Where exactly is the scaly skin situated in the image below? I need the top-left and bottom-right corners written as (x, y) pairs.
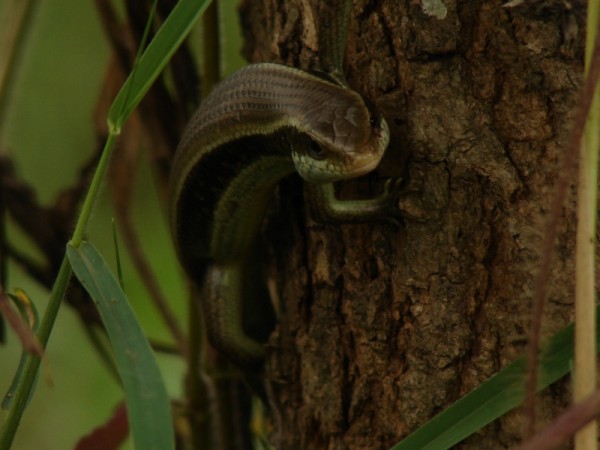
top-left (170, 2), bottom-right (396, 368)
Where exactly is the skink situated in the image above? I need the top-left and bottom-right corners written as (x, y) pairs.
top-left (169, 62), bottom-right (395, 367)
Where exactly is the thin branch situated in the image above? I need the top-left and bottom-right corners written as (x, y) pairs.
top-left (519, 387), bottom-right (600, 450)
top-left (523, 29), bottom-right (600, 437)
top-left (4, 242), bottom-right (49, 286)
top-left (0, 0), bottom-right (40, 130)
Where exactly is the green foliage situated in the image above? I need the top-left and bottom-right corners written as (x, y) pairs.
top-left (1, 0), bottom-right (598, 448)
top-left (108, 0), bottom-right (212, 129)
top-left (67, 242), bottom-right (174, 450)
top-left (1, 0), bottom-right (212, 447)
top-left (392, 308), bottom-right (595, 449)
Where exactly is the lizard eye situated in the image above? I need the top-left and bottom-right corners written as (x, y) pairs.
top-left (308, 140), bottom-right (326, 160)
top-left (369, 115), bottom-right (379, 129)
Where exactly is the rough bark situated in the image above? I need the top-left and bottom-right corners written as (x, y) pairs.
top-left (239, 1), bottom-right (586, 448)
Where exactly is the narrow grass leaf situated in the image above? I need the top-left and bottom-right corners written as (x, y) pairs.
top-left (391, 308), bottom-right (598, 450)
top-left (108, 0), bottom-right (211, 128)
top-left (67, 242), bottom-right (174, 450)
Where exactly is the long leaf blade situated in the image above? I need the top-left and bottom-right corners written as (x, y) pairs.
top-left (391, 309), bottom-right (590, 450)
top-left (67, 242), bottom-right (174, 450)
top-left (108, 0), bottom-right (211, 128)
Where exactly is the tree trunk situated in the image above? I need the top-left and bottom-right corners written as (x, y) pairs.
top-left (239, 1), bottom-right (586, 448)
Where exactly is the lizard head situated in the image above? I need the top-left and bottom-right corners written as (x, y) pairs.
top-left (290, 84), bottom-right (390, 184)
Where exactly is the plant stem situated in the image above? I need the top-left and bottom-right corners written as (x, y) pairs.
top-left (574, 2), bottom-right (600, 448)
top-left (523, 22), bottom-right (600, 439)
top-left (0, 129), bottom-right (119, 447)
top-left (0, 257), bottom-right (71, 449)
top-left (71, 132), bottom-right (117, 247)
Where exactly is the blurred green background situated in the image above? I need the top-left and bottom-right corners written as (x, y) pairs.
top-left (0, 0), bottom-right (243, 448)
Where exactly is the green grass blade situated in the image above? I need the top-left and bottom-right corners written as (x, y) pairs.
top-left (108, 0), bottom-right (211, 129)
top-left (391, 309), bottom-right (593, 450)
top-left (67, 242), bottom-right (174, 450)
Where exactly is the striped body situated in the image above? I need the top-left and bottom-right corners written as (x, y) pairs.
top-left (169, 63), bottom-right (389, 365)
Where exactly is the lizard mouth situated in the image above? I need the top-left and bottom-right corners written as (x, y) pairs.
top-left (345, 156), bottom-right (381, 178)
top-left (344, 119), bottom-right (389, 178)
